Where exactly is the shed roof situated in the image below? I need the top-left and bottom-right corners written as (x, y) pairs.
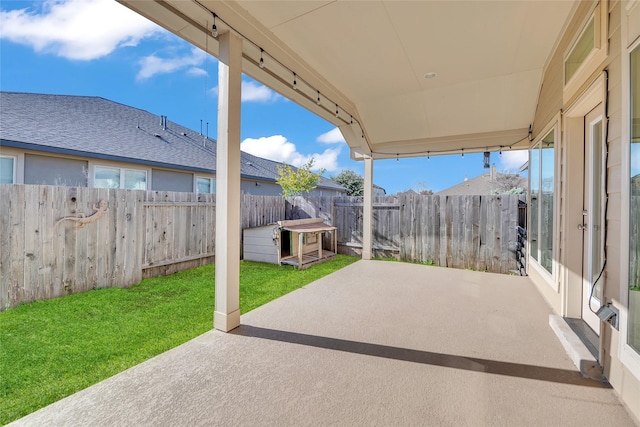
top-left (281, 222), bottom-right (337, 233)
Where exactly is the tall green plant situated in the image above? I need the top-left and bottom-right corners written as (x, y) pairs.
top-left (331, 169), bottom-right (364, 196)
top-left (276, 158), bottom-right (325, 197)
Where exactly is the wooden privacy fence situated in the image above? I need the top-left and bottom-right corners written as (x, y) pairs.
top-left (1, 186), bottom-right (523, 309)
top-left (287, 194), bottom-right (524, 274)
top-left (0, 185), bottom-right (284, 309)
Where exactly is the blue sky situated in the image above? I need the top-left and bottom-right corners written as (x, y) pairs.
top-left (0, 0), bottom-right (528, 194)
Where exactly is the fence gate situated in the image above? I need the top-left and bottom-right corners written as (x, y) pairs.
top-left (332, 196), bottom-right (401, 257)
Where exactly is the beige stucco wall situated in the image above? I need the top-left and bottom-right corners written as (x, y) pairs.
top-left (529, 0), bottom-right (640, 421)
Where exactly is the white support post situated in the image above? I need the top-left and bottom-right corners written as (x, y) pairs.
top-left (214, 31), bottom-right (243, 332)
top-left (362, 156), bottom-right (374, 260)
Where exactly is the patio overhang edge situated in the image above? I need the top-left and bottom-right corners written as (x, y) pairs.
top-left (351, 127), bottom-right (531, 161)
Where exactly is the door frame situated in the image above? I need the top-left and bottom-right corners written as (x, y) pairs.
top-left (561, 72), bottom-right (607, 320)
top-left (582, 106), bottom-right (606, 333)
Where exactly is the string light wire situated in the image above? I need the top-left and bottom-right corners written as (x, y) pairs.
top-left (369, 135), bottom-right (529, 158)
top-left (192, 0), bottom-right (367, 148)
top-left (192, 0), bottom-right (530, 160)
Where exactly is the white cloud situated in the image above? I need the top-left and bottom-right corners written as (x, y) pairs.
top-left (242, 81), bottom-right (281, 103)
top-left (241, 135), bottom-right (341, 172)
top-left (311, 148), bottom-right (341, 171)
top-left (137, 47), bottom-right (209, 80)
top-left (186, 67), bottom-right (208, 77)
top-left (0, 0), bottom-right (161, 60)
top-left (209, 80), bottom-right (282, 103)
top-left (499, 150), bottom-right (528, 171)
top-left (317, 128), bottom-right (346, 144)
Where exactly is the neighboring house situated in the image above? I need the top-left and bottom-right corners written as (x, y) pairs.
top-left (0, 92), bottom-right (345, 197)
top-left (436, 164), bottom-right (527, 196)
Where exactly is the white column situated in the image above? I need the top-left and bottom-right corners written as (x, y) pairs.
top-left (362, 156), bottom-right (374, 260)
top-left (214, 31), bottom-right (242, 332)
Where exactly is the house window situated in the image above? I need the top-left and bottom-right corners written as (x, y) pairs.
top-left (530, 130), bottom-right (555, 274)
top-left (565, 16), bottom-right (595, 85)
top-left (563, 2), bottom-right (608, 102)
top-left (196, 177), bottom-right (216, 194)
top-left (0, 155), bottom-right (16, 184)
top-left (628, 44), bottom-right (640, 354)
top-left (24, 154), bottom-right (87, 187)
top-left (94, 166), bottom-right (147, 190)
top-left (530, 143), bottom-right (540, 263)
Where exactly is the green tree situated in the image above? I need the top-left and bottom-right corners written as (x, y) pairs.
top-left (331, 169), bottom-right (364, 196)
top-left (276, 158), bottom-right (326, 197)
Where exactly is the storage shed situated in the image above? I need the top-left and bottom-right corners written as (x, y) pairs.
top-left (243, 218), bottom-right (337, 269)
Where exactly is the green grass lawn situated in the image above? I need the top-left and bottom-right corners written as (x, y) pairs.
top-left (0, 255), bottom-right (358, 425)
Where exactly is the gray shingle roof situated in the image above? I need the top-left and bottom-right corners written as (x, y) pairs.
top-left (435, 168), bottom-right (527, 196)
top-left (0, 91), bottom-right (344, 191)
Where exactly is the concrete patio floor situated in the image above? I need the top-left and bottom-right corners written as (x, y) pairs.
top-left (11, 260), bottom-right (637, 426)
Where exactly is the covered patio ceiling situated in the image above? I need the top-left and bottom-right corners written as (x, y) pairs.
top-left (118, 0), bottom-right (578, 159)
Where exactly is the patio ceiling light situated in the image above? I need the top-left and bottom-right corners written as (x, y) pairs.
top-left (424, 72), bottom-right (437, 79)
